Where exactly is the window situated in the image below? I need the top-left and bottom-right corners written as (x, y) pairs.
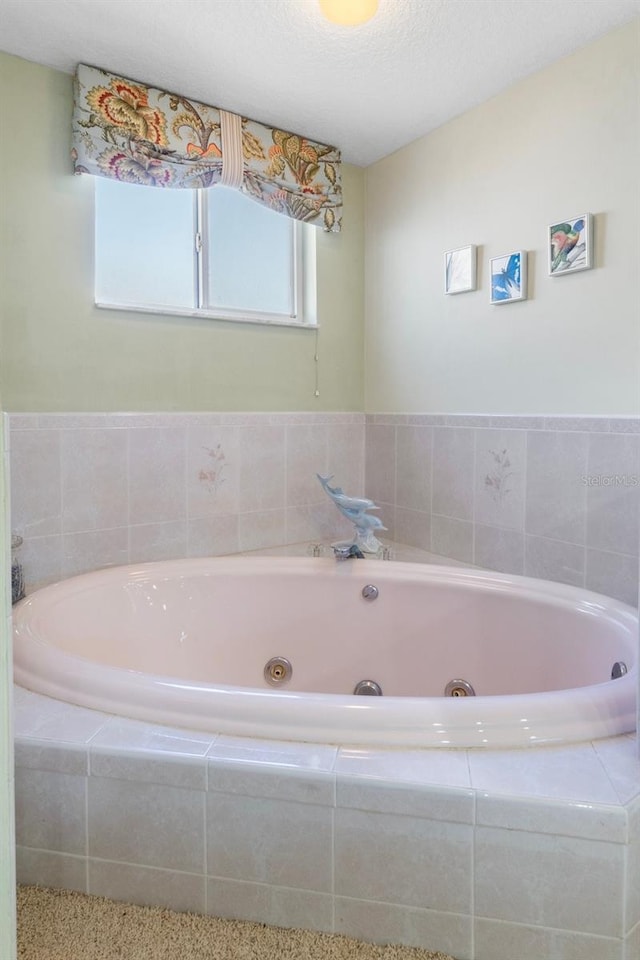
top-left (94, 179), bottom-right (317, 327)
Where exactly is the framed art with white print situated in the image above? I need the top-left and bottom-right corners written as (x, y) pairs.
top-left (444, 245), bottom-right (477, 294)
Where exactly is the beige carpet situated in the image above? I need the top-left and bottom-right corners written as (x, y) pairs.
top-left (18, 886), bottom-right (457, 960)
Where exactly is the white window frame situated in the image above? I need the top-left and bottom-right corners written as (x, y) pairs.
top-left (95, 184), bottom-right (317, 329)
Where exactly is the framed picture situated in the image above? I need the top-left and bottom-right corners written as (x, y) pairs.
top-left (444, 245), bottom-right (477, 294)
top-left (548, 214), bottom-right (593, 276)
top-left (490, 251), bottom-right (527, 304)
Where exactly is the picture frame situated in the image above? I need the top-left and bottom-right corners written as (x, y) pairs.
top-left (490, 250), bottom-right (527, 304)
top-left (548, 214), bottom-right (593, 276)
top-left (444, 244), bottom-right (477, 294)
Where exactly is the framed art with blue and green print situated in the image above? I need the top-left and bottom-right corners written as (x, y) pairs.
top-left (548, 214), bottom-right (593, 276)
top-left (490, 250), bottom-right (527, 304)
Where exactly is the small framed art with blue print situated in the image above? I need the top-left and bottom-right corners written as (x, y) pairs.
top-left (490, 250), bottom-right (527, 304)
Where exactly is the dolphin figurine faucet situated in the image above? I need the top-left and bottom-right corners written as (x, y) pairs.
top-left (317, 474), bottom-right (386, 555)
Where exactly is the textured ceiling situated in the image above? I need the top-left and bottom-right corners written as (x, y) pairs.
top-left (1, 0), bottom-right (638, 165)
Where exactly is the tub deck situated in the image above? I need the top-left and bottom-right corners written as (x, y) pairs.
top-left (12, 541), bottom-right (640, 958)
top-left (13, 682), bottom-right (640, 960)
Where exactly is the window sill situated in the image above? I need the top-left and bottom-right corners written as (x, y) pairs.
top-left (95, 302), bottom-right (318, 330)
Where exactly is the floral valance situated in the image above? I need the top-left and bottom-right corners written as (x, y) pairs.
top-left (72, 63), bottom-right (342, 232)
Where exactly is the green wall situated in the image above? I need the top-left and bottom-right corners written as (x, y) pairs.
top-left (0, 53), bottom-right (365, 412)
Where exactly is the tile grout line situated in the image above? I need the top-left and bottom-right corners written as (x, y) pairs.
top-left (202, 775), bottom-right (208, 913)
top-left (470, 778), bottom-right (476, 960)
top-left (428, 425), bottom-right (434, 553)
top-left (126, 427), bottom-right (132, 564)
top-left (183, 425), bottom-right (189, 559)
top-left (84, 763), bottom-right (90, 894)
top-left (283, 425), bottom-right (290, 545)
top-left (471, 428), bottom-right (477, 568)
top-left (582, 434), bottom-right (590, 590)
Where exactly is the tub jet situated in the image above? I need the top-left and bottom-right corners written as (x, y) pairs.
top-left (445, 679), bottom-right (476, 697)
top-left (353, 680), bottom-right (383, 696)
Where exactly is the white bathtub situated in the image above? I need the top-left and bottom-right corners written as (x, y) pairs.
top-left (12, 556), bottom-right (638, 748)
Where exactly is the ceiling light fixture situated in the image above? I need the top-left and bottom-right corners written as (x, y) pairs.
top-left (319, 0), bottom-right (378, 26)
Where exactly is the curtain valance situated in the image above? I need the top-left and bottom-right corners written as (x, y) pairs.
top-left (72, 64), bottom-right (342, 232)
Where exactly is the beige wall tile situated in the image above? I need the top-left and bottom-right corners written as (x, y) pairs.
top-left (396, 425), bottom-right (432, 512)
top-left (525, 432), bottom-right (588, 544)
top-left (61, 429), bottom-right (128, 533)
top-left (475, 826), bottom-right (625, 937)
top-left (238, 425), bottom-right (285, 513)
top-left (335, 808), bottom-right (472, 914)
top-left (89, 860), bottom-right (205, 914)
top-left (10, 429), bottom-right (61, 537)
top-left (206, 794), bottom-right (332, 891)
top-left (129, 427), bottom-right (186, 525)
top-left (432, 428), bottom-right (474, 522)
top-left (88, 778), bottom-right (205, 873)
top-left (286, 424), bottom-right (329, 507)
top-left (206, 877), bottom-right (333, 933)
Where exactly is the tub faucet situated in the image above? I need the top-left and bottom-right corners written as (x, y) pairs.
top-left (317, 474), bottom-right (387, 555)
top-left (332, 543), bottom-right (365, 560)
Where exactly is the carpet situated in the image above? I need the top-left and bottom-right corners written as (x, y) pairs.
top-left (17, 885), bottom-right (457, 960)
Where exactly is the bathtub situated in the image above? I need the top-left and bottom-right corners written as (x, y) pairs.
top-left (12, 555), bottom-right (637, 748)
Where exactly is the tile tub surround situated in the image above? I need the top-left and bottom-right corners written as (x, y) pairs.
top-left (366, 414), bottom-right (640, 606)
top-left (6, 412), bottom-right (365, 593)
top-left (13, 686), bottom-right (640, 960)
top-left (8, 412), bottom-right (639, 605)
top-left (8, 411), bottom-right (640, 604)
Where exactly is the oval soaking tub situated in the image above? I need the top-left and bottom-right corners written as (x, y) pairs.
top-left (12, 556), bottom-right (638, 748)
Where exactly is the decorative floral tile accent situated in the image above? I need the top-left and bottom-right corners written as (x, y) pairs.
top-left (198, 444), bottom-right (227, 495)
top-left (484, 449), bottom-right (513, 504)
top-left (474, 431), bottom-right (525, 532)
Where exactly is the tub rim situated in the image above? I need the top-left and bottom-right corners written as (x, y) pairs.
top-left (12, 556), bottom-right (638, 749)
